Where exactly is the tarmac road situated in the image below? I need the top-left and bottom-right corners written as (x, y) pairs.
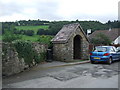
top-left (2, 61), bottom-right (120, 88)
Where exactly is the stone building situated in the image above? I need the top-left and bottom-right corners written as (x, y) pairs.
top-left (51, 23), bottom-right (89, 61)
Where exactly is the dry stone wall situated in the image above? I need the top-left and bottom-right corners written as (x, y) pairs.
top-left (2, 42), bottom-right (48, 77)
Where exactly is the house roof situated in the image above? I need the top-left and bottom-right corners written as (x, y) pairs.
top-left (89, 28), bottom-right (120, 41)
top-left (51, 23), bottom-right (89, 43)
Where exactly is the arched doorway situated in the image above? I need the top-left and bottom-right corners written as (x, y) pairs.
top-left (73, 35), bottom-right (81, 59)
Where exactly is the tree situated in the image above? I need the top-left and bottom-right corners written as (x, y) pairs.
top-left (24, 30), bottom-right (34, 36)
top-left (3, 32), bottom-right (21, 42)
top-left (90, 33), bottom-right (112, 45)
top-left (37, 29), bottom-right (45, 35)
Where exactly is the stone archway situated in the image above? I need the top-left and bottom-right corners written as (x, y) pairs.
top-left (73, 35), bottom-right (81, 59)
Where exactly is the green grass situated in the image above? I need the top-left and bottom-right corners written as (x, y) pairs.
top-left (21, 35), bottom-right (39, 42)
top-left (37, 35), bottom-right (54, 44)
top-left (15, 25), bottom-right (49, 34)
top-left (20, 35), bottom-right (54, 43)
top-left (2, 32), bottom-right (53, 43)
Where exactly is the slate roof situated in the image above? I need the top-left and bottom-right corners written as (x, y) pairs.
top-left (51, 23), bottom-right (89, 43)
top-left (89, 28), bottom-right (120, 41)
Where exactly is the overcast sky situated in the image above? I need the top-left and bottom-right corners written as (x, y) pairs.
top-left (0, 0), bottom-right (119, 23)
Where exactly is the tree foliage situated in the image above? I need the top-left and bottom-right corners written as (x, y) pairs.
top-left (37, 35), bottom-right (53, 46)
top-left (90, 33), bottom-right (112, 45)
top-left (2, 20), bottom-right (120, 36)
top-left (24, 30), bottom-right (34, 36)
top-left (37, 29), bottom-right (46, 35)
top-left (3, 32), bottom-right (21, 42)
top-left (14, 30), bottom-right (34, 36)
top-left (13, 40), bottom-right (43, 64)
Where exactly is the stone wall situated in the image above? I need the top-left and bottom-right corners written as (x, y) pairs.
top-left (53, 44), bottom-right (69, 61)
top-left (32, 43), bottom-right (48, 54)
top-left (2, 42), bottom-right (48, 77)
top-left (81, 40), bottom-right (89, 59)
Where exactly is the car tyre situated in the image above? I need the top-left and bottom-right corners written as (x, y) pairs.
top-left (107, 57), bottom-right (112, 65)
top-left (91, 60), bottom-right (95, 64)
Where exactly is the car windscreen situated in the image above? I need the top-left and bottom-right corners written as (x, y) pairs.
top-left (94, 47), bottom-right (107, 52)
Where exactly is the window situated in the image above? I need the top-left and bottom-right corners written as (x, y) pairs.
top-left (112, 47), bottom-right (117, 52)
top-left (110, 47), bottom-right (115, 52)
top-left (94, 47), bottom-right (107, 52)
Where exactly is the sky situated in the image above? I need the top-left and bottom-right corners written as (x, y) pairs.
top-left (0, 0), bottom-right (119, 23)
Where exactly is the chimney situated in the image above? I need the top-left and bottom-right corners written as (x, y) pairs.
top-left (87, 29), bottom-right (91, 37)
top-left (109, 28), bottom-right (111, 31)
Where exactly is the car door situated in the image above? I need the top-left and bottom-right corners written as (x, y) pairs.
top-left (113, 47), bottom-right (120, 60)
top-left (116, 47), bottom-right (120, 60)
top-left (110, 47), bottom-right (118, 60)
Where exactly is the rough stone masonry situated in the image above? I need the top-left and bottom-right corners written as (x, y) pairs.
top-left (2, 42), bottom-right (48, 76)
top-left (51, 23), bottom-right (89, 61)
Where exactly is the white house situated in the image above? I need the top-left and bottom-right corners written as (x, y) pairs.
top-left (113, 36), bottom-right (120, 44)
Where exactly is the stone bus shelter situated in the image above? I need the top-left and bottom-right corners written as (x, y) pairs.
top-left (51, 23), bottom-right (89, 61)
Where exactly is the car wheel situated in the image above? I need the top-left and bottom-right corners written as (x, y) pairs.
top-left (91, 60), bottom-right (95, 64)
top-left (107, 57), bottom-right (112, 65)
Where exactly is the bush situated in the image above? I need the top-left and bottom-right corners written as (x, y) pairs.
top-left (13, 41), bottom-right (34, 64)
top-left (34, 52), bottom-right (46, 63)
top-left (37, 29), bottom-right (45, 35)
top-left (14, 30), bottom-right (21, 34)
top-left (3, 32), bottom-right (21, 42)
top-left (13, 40), bottom-right (46, 64)
top-left (37, 35), bottom-right (53, 46)
top-left (14, 30), bottom-right (34, 36)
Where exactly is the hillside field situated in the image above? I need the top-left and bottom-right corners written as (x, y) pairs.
top-left (20, 35), bottom-right (53, 44)
top-left (15, 25), bottom-right (49, 34)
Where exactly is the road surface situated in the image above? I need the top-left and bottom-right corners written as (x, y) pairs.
top-left (3, 61), bottom-right (120, 88)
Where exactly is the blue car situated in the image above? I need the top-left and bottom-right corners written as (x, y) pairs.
top-left (90, 46), bottom-right (120, 64)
